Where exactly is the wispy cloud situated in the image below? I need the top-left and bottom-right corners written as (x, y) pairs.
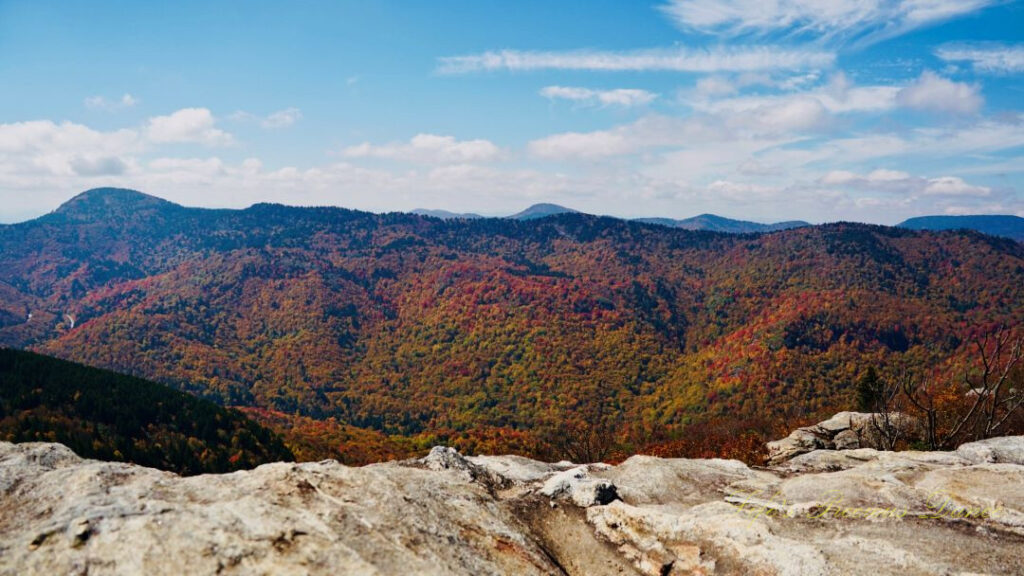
top-left (690, 73), bottom-right (900, 116)
top-left (438, 47), bottom-right (835, 74)
top-left (84, 93), bottom-right (138, 111)
top-left (540, 86), bottom-right (657, 107)
top-left (936, 43), bottom-right (1024, 73)
top-left (660, 0), bottom-right (996, 45)
top-left (820, 169), bottom-right (991, 197)
top-left (342, 134), bottom-right (501, 164)
top-left (229, 108), bottom-right (303, 129)
top-left (690, 71), bottom-right (981, 118)
top-left (261, 108), bottom-right (302, 129)
top-left (530, 73), bottom-right (922, 160)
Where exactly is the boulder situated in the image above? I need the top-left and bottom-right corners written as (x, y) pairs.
top-left (539, 465), bottom-right (620, 507)
top-left (420, 445), bottom-right (480, 479)
top-left (766, 411), bottom-right (923, 465)
top-left (955, 436), bottom-right (1024, 465)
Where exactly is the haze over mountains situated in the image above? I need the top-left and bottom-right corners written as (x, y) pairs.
top-left (897, 215), bottom-right (1024, 242)
top-left (418, 202), bottom-right (1023, 239)
top-left (413, 201), bottom-right (810, 232)
top-left (1, 188), bottom-right (1021, 460)
top-left (410, 208), bottom-right (484, 220)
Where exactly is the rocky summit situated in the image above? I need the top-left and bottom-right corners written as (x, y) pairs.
top-left (2, 438), bottom-right (1023, 576)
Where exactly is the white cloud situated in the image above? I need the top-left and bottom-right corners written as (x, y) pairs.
top-left (342, 134), bottom-right (501, 164)
top-left (737, 159), bottom-right (779, 176)
top-left (818, 169), bottom-right (990, 197)
top-left (84, 93), bottom-right (138, 111)
top-left (539, 75), bottom-right (925, 161)
top-left (694, 76), bottom-right (738, 97)
top-left (68, 156), bottom-right (129, 176)
top-left (146, 108), bottom-right (234, 146)
top-left (706, 179), bottom-right (779, 200)
top-left (540, 86), bottom-right (657, 107)
top-left (438, 46), bottom-right (835, 74)
top-left (776, 72), bottom-right (822, 91)
top-left (149, 157), bottom-right (226, 175)
top-left (261, 108), bottom-right (303, 129)
top-left (529, 130), bottom-right (635, 159)
top-left (691, 73), bottom-right (902, 119)
top-left (0, 120), bottom-right (140, 178)
top-left (688, 72), bottom-right (822, 100)
top-left (749, 97), bottom-right (830, 132)
top-left (821, 168), bottom-right (915, 187)
top-left (2, 101), bottom-right (1020, 225)
top-left (865, 168), bottom-right (911, 182)
top-left (0, 121), bottom-right (137, 155)
top-left (896, 71), bottom-right (983, 114)
top-left (819, 170), bottom-right (859, 185)
top-left (922, 176), bottom-right (991, 196)
top-left (0, 120), bottom-right (144, 219)
top-left (936, 43), bottom-right (1024, 74)
top-left (529, 95), bottom-right (831, 161)
top-left (660, 0), bottom-right (995, 45)
top-left (705, 72), bottom-right (983, 119)
top-left (232, 108), bottom-right (304, 129)
top-left (528, 115), bottom-right (746, 160)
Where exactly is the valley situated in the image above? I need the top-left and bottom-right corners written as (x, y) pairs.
top-left (1, 188), bottom-right (1020, 462)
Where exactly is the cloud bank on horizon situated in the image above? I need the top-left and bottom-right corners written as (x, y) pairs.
top-left (0, 0), bottom-right (1020, 224)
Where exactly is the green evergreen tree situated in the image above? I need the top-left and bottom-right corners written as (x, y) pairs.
top-left (856, 367), bottom-right (884, 412)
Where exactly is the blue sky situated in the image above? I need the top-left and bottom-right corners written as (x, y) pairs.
top-left (0, 0), bottom-right (1021, 224)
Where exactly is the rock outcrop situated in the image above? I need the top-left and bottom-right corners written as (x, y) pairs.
top-left (2, 437), bottom-right (1024, 575)
top-left (766, 411), bottom-right (923, 465)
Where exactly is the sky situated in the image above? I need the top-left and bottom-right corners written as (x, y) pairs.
top-left (0, 0), bottom-right (1022, 224)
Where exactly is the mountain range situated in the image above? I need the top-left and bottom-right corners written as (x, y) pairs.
top-left (633, 214), bottom-right (810, 233)
top-left (0, 188), bottom-right (1020, 461)
top-left (413, 202), bottom-right (807, 232)
top-left (410, 208), bottom-right (484, 220)
top-left (415, 202), bottom-right (1023, 240)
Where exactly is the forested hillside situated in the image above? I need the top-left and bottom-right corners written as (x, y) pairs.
top-left (1, 188), bottom-right (1021, 461)
top-left (898, 214), bottom-right (1024, 242)
top-left (0, 348), bottom-right (293, 473)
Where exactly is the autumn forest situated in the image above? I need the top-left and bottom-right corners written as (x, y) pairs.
top-left (1, 188), bottom-right (1021, 465)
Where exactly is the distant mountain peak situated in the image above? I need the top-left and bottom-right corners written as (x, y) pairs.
top-left (508, 203), bottom-right (580, 220)
top-left (53, 188), bottom-right (178, 221)
top-left (411, 208), bottom-right (484, 220)
top-left (897, 215), bottom-right (1023, 242)
top-left (633, 214), bottom-right (810, 234)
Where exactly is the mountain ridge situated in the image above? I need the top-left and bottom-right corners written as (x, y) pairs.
top-left (9, 189), bottom-right (1019, 241)
top-left (898, 214), bottom-right (1024, 241)
top-left (1, 188), bottom-right (1020, 461)
top-left (411, 208), bottom-right (484, 220)
top-left (634, 213), bottom-right (810, 233)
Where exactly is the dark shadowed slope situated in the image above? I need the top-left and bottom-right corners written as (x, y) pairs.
top-left (0, 348), bottom-right (293, 474)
